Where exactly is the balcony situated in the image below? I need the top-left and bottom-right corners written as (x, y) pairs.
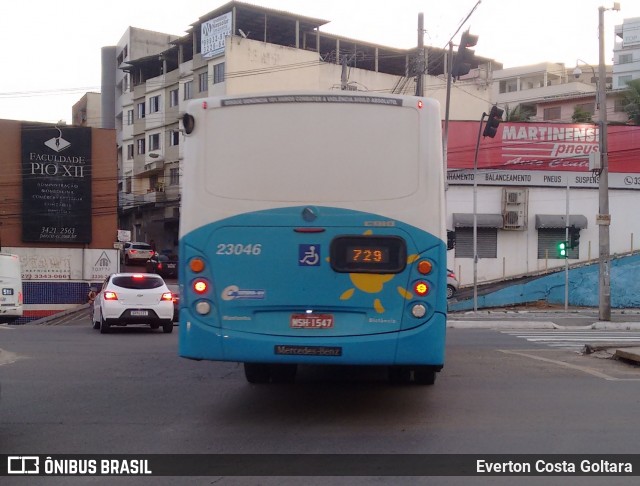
top-left (134, 155), bottom-right (164, 177)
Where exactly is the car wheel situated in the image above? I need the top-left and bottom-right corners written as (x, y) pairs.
top-left (162, 320), bottom-right (173, 333)
top-left (92, 315), bottom-right (100, 330)
top-left (99, 316), bottom-right (111, 334)
top-left (413, 366), bottom-right (436, 385)
top-left (447, 285), bottom-right (455, 299)
top-left (244, 363), bottom-right (270, 384)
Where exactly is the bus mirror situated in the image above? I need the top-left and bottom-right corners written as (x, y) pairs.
top-left (183, 113), bottom-right (195, 134)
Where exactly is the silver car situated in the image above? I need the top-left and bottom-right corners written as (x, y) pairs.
top-left (447, 268), bottom-right (459, 299)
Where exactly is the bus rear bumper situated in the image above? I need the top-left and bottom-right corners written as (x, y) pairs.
top-left (179, 314), bottom-right (446, 366)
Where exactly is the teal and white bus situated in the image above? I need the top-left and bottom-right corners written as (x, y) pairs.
top-left (178, 92), bottom-right (447, 385)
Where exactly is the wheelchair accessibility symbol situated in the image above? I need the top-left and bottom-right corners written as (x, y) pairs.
top-left (299, 244), bottom-right (320, 266)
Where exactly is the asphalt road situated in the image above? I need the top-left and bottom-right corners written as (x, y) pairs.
top-left (2, 322), bottom-right (640, 485)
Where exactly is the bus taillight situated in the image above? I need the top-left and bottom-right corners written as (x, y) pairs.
top-left (193, 279), bottom-right (208, 294)
top-left (413, 281), bottom-right (429, 296)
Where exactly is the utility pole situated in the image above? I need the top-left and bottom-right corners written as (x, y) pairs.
top-left (443, 42), bottom-right (453, 185)
top-left (415, 13), bottom-right (424, 97)
top-left (597, 3), bottom-right (620, 321)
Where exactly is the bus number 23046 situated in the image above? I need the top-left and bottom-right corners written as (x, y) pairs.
top-left (216, 243), bottom-right (262, 256)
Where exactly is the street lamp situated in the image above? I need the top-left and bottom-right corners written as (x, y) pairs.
top-left (596, 2), bottom-right (620, 321)
top-left (572, 59), bottom-right (598, 107)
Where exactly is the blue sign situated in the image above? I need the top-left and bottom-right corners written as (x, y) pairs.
top-left (298, 244), bottom-right (320, 266)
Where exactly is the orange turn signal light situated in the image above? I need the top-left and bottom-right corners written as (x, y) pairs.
top-left (417, 260), bottom-right (433, 275)
top-left (189, 258), bottom-right (205, 273)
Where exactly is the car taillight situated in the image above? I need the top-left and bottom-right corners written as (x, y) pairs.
top-left (130, 249), bottom-right (137, 254)
top-left (104, 291), bottom-right (118, 300)
top-left (157, 263), bottom-right (163, 270)
top-left (161, 292), bottom-right (173, 301)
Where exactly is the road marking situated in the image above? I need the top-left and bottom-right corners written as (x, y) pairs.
top-left (501, 329), bottom-right (640, 350)
top-left (499, 349), bottom-right (640, 381)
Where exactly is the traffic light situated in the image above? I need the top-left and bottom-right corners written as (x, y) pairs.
top-left (452, 30), bottom-right (478, 79)
top-left (569, 226), bottom-right (580, 249)
top-left (483, 105), bottom-right (504, 138)
top-left (557, 241), bottom-right (568, 259)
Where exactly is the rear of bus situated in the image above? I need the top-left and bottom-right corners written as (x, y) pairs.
top-left (0, 253), bottom-right (23, 324)
top-left (179, 93), bottom-right (446, 384)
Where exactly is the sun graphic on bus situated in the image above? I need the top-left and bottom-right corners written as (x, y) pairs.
top-left (337, 231), bottom-right (418, 314)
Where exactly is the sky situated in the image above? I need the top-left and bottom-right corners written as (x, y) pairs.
top-left (1, 0), bottom-right (638, 124)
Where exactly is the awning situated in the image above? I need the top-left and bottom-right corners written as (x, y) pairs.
top-left (452, 213), bottom-right (504, 229)
top-left (535, 214), bottom-right (588, 229)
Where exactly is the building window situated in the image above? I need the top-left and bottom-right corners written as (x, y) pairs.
top-left (543, 106), bottom-right (561, 121)
top-left (619, 75), bottom-right (632, 87)
top-left (149, 133), bottom-right (160, 151)
top-left (149, 175), bottom-right (159, 192)
top-left (137, 102), bottom-right (145, 119)
top-left (169, 130), bottom-right (179, 146)
top-left (537, 228), bottom-right (578, 259)
top-left (199, 72), bottom-right (208, 92)
top-left (137, 139), bottom-right (145, 155)
top-left (213, 63), bottom-right (225, 84)
top-left (184, 81), bottom-right (193, 100)
top-left (149, 95), bottom-right (160, 113)
top-left (127, 144), bottom-right (134, 160)
top-left (170, 89), bottom-right (179, 107)
top-left (620, 53), bottom-right (633, 64)
top-left (123, 74), bottom-right (130, 92)
top-left (126, 177), bottom-right (132, 193)
top-left (614, 97), bottom-right (627, 112)
top-left (575, 102), bottom-right (595, 115)
top-left (127, 109), bottom-right (134, 125)
top-left (169, 167), bottom-right (180, 186)
top-left (453, 228), bottom-right (498, 259)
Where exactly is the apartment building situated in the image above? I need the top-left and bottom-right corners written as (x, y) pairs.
top-left (614, 16), bottom-right (640, 89)
top-left (102, 1), bottom-right (498, 254)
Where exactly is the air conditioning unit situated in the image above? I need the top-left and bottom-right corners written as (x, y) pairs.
top-left (502, 188), bottom-right (528, 230)
top-left (505, 189), bottom-right (525, 204)
top-left (504, 210), bottom-right (526, 228)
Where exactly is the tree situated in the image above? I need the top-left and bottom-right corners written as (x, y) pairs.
top-left (504, 104), bottom-right (533, 122)
top-left (572, 105), bottom-right (593, 123)
top-left (622, 79), bottom-right (640, 125)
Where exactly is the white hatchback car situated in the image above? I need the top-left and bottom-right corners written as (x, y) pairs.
top-left (92, 273), bottom-right (174, 334)
top-left (123, 242), bottom-right (154, 265)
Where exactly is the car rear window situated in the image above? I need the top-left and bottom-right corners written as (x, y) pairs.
top-left (132, 244), bottom-right (152, 250)
top-left (112, 276), bottom-right (164, 289)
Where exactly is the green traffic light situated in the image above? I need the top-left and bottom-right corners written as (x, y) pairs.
top-left (557, 241), bottom-right (568, 258)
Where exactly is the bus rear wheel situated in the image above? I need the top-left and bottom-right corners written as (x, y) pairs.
top-left (270, 364), bottom-right (297, 383)
top-left (244, 363), bottom-right (270, 384)
top-left (413, 366), bottom-right (436, 385)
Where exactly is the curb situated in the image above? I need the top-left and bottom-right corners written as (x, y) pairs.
top-left (29, 304), bottom-right (87, 325)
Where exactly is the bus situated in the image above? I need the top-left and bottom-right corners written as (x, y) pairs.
top-left (0, 253), bottom-right (23, 324)
top-left (178, 92), bottom-right (447, 385)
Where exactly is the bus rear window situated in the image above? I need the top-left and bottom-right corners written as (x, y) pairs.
top-left (330, 235), bottom-right (407, 274)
